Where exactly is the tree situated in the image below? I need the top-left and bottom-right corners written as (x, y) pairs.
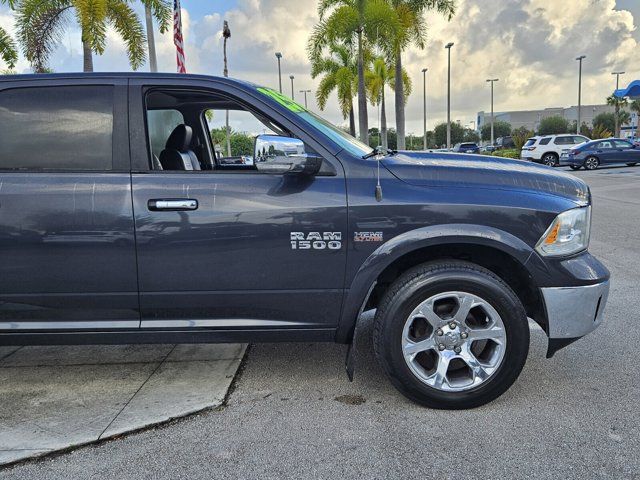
top-left (141, 0), bottom-right (171, 72)
top-left (210, 128), bottom-right (254, 157)
top-left (0, 0), bottom-right (18, 69)
top-left (462, 128), bottom-right (480, 143)
top-left (366, 56), bottom-right (410, 150)
top-left (537, 116), bottom-right (569, 135)
top-left (630, 99), bottom-right (640, 138)
top-left (480, 120), bottom-right (510, 141)
top-left (606, 94), bottom-right (628, 137)
top-left (593, 112), bottom-right (615, 136)
top-left (511, 126), bottom-right (534, 151)
top-left (386, 0), bottom-right (455, 149)
top-left (433, 121), bottom-right (463, 147)
top-left (309, 0), bottom-right (399, 144)
top-left (591, 124), bottom-right (612, 140)
top-left (17, 0), bottom-right (147, 73)
top-left (311, 41), bottom-right (359, 136)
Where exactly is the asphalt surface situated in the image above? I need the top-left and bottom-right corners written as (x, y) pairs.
top-left (2, 165), bottom-right (639, 480)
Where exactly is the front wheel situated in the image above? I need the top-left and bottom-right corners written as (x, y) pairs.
top-left (584, 156), bottom-right (599, 170)
top-left (373, 261), bottom-right (529, 409)
top-left (569, 165), bottom-right (582, 170)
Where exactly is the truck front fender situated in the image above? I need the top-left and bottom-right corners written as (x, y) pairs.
top-left (336, 223), bottom-right (535, 344)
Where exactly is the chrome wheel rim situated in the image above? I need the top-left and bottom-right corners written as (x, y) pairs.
top-left (401, 291), bottom-right (507, 392)
top-left (585, 157), bottom-right (598, 169)
top-left (543, 155), bottom-right (556, 166)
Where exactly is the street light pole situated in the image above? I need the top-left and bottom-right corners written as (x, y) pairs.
top-left (289, 75), bottom-right (295, 100)
top-left (486, 78), bottom-right (499, 146)
top-left (612, 71), bottom-right (625, 137)
top-left (445, 43), bottom-right (454, 149)
top-left (422, 68), bottom-right (428, 150)
top-left (275, 52), bottom-right (283, 93)
top-left (299, 89), bottom-right (311, 109)
top-left (576, 55), bottom-right (586, 134)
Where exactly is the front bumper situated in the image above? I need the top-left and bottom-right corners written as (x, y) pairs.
top-left (540, 280), bottom-right (610, 356)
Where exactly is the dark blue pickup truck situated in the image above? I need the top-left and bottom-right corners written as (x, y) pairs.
top-left (0, 74), bottom-right (610, 409)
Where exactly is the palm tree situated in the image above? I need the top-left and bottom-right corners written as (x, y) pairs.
top-left (0, 0), bottom-right (18, 69)
top-left (366, 56), bottom-right (410, 149)
top-left (16, 0), bottom-right (146, 73)
top-left (309, 0), bottom-right (398, 144)
top-left (606, 94), bottom-right (628, 137)
top-left (388, 0), bottom-right (455, 149)
top-left (312, 42), bottom-right (359, 136)
top-left (630, 99), bottom-right (640, 139)
top-left (141, 0), bottom-right (170, 72)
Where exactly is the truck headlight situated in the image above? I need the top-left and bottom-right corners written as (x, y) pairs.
top-left (535, 206), bottom-right (591, 257)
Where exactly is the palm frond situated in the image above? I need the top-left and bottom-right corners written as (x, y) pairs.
top-left (141, 0), bottom-right (171, 33)
top-left (0, 26), bottom-right (18, 69)
top-left (74, 0), bottom-right (109, 54)
top-left (16, 0), bottom-right (71, 72)
top-left (107, 0), bottom-right (146, 70)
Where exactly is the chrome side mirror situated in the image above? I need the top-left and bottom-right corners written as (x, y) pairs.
top-left (254, 135), bottom-right (322, 175)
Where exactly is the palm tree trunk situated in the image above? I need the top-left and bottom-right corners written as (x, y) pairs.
top-left (381, 88), bottom-right (388, 150)
top-left (82, 36), bottom-right (93, 72)
top-left (349, 103), bottom-right (356, 137)
top-left (145, 4), bottom-right (158, 72)
top-left (395, 51), bottom-right (405, 149)
top-left (357, 28), bottom-right (368, 144)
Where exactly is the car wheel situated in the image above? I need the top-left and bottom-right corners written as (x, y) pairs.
top-left (584, 156), bottom-right (599, 170)
top-left (569, 165), bottom-right (582, 171)
top-left (542, 153), bottom-right (558, 167)
top-left (626, 163), bottom-right (637, 166)
top-left (373, 261), bottom-right (529, 410)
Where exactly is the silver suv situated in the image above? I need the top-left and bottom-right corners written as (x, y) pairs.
top-left (521, 134), bottom-right (590, 166)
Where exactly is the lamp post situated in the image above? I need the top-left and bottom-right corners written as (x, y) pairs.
top-left (275, 52), bottom-right (283, 93)
top-left (299, 89), bottom-right (311, 109)
top-left (445, 42), bottom-right (454, 149)
top-left (576, 55), bottom-right (586, 134)
top-left (612, 71), bottom-right (625, 137)
top-left (486, 78), bottom-right (499, 146)
top-left (422, 68), bottom-right (428, 150)
top-left (289, 75), bottom-right (295, 100)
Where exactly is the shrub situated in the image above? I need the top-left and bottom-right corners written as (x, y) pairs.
top-left (491, 149), bottom-right (520, 159)
top-left (538, 116), bottom-right (569, 135)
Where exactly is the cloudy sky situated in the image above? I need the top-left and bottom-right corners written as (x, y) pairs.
top-left (1, 0), bottom-right (639, 133)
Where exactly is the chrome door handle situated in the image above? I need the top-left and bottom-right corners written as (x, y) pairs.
top-left (148, 199), bottom-right (198, 211)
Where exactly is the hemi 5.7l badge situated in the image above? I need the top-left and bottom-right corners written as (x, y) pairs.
top-left (291, 232), bottom-right (342, 250)
top-left (354, 231), bottom-right (384, 242)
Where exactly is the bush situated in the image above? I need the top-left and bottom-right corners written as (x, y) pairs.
top-left (491, 149), bottom-right (520, 159)
top-left (512, 127), bottom-right (534, 151)
top-left (481, 121), bottom-right (511, 142)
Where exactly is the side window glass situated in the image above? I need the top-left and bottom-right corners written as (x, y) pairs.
top-left (539, 138), bottom-right (551, 145)
top-left (598, 141), bottom-right (613, 149)
top-left (205, 109), bottom-right (277, 166)
top-left (0, 86), bottom-right (113, 170)
top-left (614, 140), bottom-right (631, 149)
top-left (147, 109), bottom-right (185, 161)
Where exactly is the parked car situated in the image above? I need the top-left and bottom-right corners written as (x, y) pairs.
top-left (0, 73), bottom-right (610, 409)
top-left (495, 136), bottom-right (515, 149)
top-left (560, 138), bottom-right (640, 170)
top-left (452, 142), bottom-right (480, 154)
top-left (521, 134), bottom-right (590, 167)
top-left (480, 145), bottom-right (497, 153)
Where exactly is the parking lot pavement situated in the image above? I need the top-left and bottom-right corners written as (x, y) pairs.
top-left (0, 344), bottom-right (245, 465)
top-left (1, 166), bottom-right (639, 479)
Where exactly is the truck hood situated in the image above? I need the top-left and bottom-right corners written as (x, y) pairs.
top-left (382, 152), bottom-right (590, 205)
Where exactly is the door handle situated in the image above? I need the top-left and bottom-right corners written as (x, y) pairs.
top-left (148, 199), bottom-right (198, 211)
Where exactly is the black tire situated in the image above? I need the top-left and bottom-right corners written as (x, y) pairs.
top-left (542, 153), bottom-right (558, 167)
top-left (373, 261), bottom-right (529, 409)
top-left (584, 156), bottom-right (599, 170)
top-left (626, 163), bottom-right (637, 166)
top-left (569, 165), bottom-right (582, 171)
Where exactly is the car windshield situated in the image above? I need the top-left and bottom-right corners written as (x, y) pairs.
top-left (256, 86), bottom-right (373, 157)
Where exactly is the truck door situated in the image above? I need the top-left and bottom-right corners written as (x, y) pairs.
top-left (0, 80), bottom-right (139, 331)
top-left (128, 81), bottom-right (347, 332)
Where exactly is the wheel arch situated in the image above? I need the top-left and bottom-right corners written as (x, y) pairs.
top-left (336, 224), bottom-right (546, 343)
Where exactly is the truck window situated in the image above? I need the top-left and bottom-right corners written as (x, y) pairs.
top-left (0, 86), bottom-right (114, 170)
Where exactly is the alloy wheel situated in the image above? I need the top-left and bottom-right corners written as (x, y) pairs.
top-left (585, 157), bottom-right (599, 170)
top-left (401, 291), bottom-right (507, 392)
top-left (542, 154), bottom-right (557, 167)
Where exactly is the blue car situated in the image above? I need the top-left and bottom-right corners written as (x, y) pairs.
top-left (452, 142), bottom-right (480, 154)
top-left (560, 138), bottom-right (640, 170)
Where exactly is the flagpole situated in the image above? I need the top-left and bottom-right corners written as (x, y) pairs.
top-left (174, 0), bottom-right (187, 73)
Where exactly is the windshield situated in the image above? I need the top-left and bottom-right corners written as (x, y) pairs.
top-left (256, 86), bottom-right (373, 157)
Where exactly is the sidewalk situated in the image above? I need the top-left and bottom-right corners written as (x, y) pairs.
top-left (0, 343), bottom-right (246, 465)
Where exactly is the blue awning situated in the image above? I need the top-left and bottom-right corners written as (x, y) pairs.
top-left (614, 80), bottom-right (640, 98)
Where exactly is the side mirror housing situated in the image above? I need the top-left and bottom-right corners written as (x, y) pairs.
top-left (254, 135), bottom-right (322, 175)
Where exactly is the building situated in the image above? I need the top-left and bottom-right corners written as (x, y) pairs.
top-left (477, 104), bottom-right (617, 133)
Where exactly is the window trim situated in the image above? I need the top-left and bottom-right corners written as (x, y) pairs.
top-left (0, 81), bottom-right (129, 173)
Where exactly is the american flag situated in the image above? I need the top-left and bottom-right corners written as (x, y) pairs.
top-left (174, 0), bottom-right (186, 73)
